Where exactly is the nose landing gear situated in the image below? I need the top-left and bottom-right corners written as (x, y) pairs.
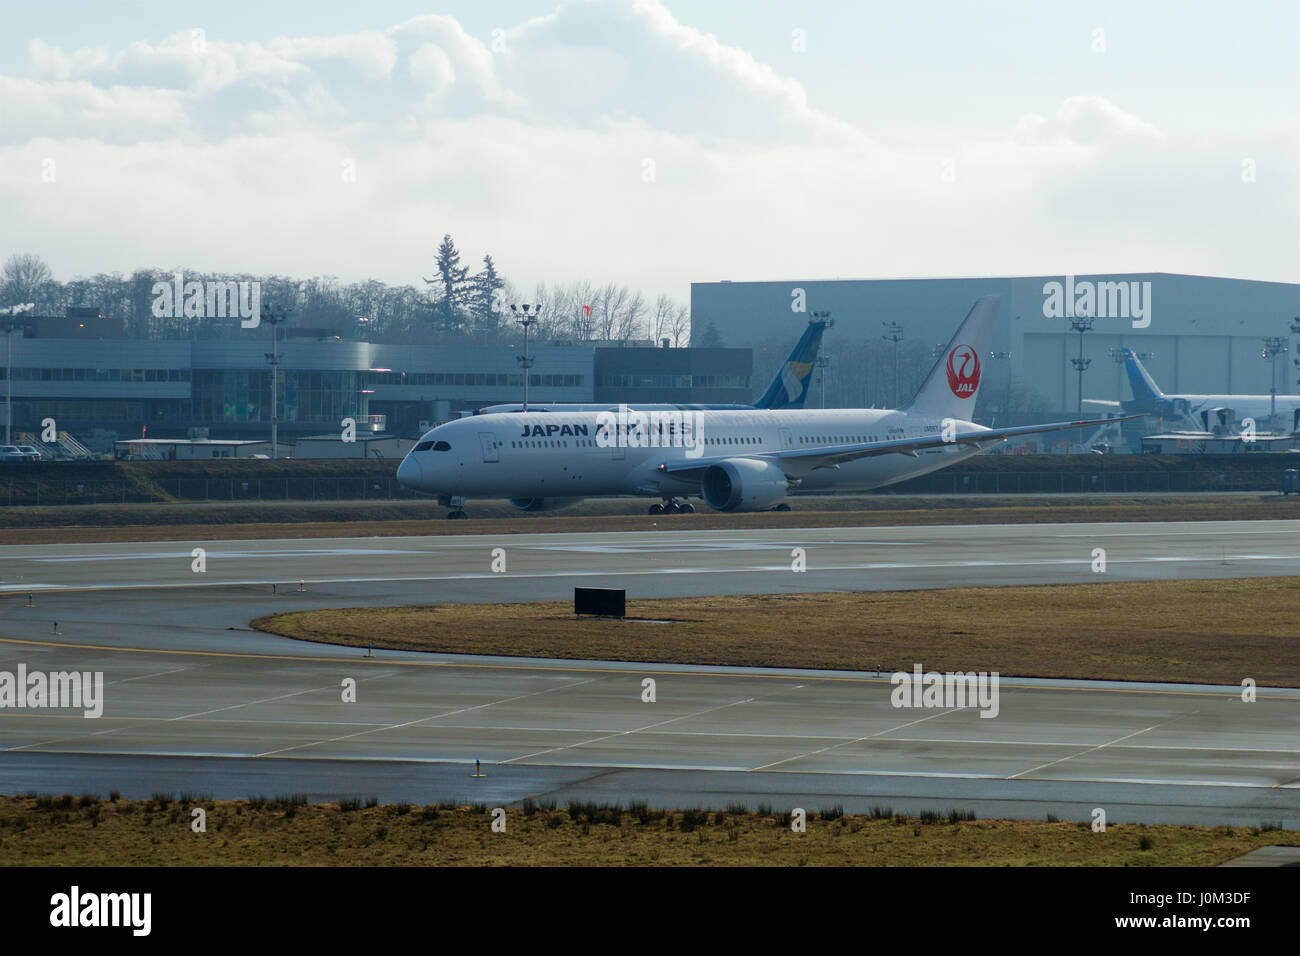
top-left (648, 498), bottom-right (696, 515)
top-left (439, 495), bottom-right (468, 520)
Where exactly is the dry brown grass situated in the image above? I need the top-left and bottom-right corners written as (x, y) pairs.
top-left (0, 795), bottom-right (1291, 866)
top-left (254, 577), bottom-right (1300, 686)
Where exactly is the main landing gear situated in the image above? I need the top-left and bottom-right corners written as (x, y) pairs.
top-left (440, 496), bottom-right (468, 519)
top-left (446, 509), bottom-right (468, 520)
top-left (648, 498), bottom-right (696, 515)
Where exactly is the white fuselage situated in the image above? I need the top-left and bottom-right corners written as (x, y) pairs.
top-left (397, 407), bottom-right (991, 502)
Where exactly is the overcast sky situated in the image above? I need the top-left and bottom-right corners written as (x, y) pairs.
top-left (2, 0), bottom-right (1296, 301)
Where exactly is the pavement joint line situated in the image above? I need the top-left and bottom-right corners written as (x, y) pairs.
top-left (0, 635), bottom-right (1297, 700)
top-left (3, 715), bottom-right (1297, 756)
top-left (7, 748), bottom-right (1287, 791)
top-left (1006, 712), bottom-right (1195, 779)
top-left (499, 689), bottom-right (783, 765)
top-left (7, 721), bottom-right (128, 753)
top-left (251, 676), bottom-right (605, 758)
top-left (170, 669), bottom-right (400, 721)
top-left (104, 665), bottom-right (199, 686)
top-left (748, 706), bottom-right (962, 772)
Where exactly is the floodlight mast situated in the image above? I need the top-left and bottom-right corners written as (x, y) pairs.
top-left (511, 304), bottom-right (540, 411)
top-left (262, 303), bottom-right (289, 458)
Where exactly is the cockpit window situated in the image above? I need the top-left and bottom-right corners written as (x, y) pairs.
top-left (433, 441), bottom-right (451, 451)
top-left (415, 441), bottom-right (434, 451)
top-left (414, 440), bottom-right (451, 452)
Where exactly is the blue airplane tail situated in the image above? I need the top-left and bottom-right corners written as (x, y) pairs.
top-left (1122, 348), bottom-right (1164, 407)
top-left (754, 319), bottom-right (828, 409)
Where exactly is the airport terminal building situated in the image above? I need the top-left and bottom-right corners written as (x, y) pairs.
top-left (1, 315), bottom-right (752, 450)
top-left (692, 273), bottom-right (1300, 422)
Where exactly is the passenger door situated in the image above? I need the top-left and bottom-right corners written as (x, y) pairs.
top-left (478, 432), bottom-right (500, 463)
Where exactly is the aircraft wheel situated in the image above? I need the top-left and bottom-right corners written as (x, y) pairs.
top-left (648, 503), bottom-right (664, 515)
top-left (664, 501), bottom-right (680, 514)
top-left (679, 502), bottom-right (695, 514)
top-left (774, 503), bottom-right (791, 512)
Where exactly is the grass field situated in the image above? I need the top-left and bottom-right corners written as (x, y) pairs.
top-left (0, 794), bottom-right (1292, 866)
top-left (254, 577), bottom-right (1300, 686)
top-left (0, 494), bottom-right (1295, 544)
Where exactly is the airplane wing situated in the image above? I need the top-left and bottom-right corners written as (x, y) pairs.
top-left (658, 415), bottom-right (1145, 481)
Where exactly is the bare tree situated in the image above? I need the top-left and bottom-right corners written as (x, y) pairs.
top-left (0, 253), bottom-right (53, 308)
top-left (665, 302), bottom-right (690, 347)
top-left (613, 289), bottom-right (646, 342)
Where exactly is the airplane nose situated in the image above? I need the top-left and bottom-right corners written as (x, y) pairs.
top-left (397, 453), bottom-right (423, 487)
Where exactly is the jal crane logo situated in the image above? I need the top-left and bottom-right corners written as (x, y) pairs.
top-left (946, 345), bottom-right (980, 398)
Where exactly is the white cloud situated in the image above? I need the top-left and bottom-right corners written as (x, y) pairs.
top-left (0, 0), bottom-right (1293, 295)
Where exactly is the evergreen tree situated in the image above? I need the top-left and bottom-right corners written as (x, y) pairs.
top-left (424, 234), bottom-right (470, 333)
top-left (469, 254), bottom-right (504, 335)
top-left (695, 319), bottom-right (723, 348)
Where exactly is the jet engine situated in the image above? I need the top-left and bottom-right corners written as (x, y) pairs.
top-left (700, 458), bottom-right (789, 512)
top-left (508, 497), bottom-right (583, 512)
top-left (1199, 407), bottom-right (1236, 434)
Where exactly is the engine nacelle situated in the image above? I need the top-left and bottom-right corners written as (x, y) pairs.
top-left (508, 497), bottom-right (583, 512)
top-left (1199, 407), bottom-right (1235, 434)
top-left (700, 458), bottom-right (788, 512)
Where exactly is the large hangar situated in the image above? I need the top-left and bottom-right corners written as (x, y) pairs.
top-left (691, 274), bottom-right (1300, 420)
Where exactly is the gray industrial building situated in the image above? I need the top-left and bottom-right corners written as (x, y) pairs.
top-left (0, 313), bottom-right (752, 452)
top-left (692, 273), bottom-right (1300, 421)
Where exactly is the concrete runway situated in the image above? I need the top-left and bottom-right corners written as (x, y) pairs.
top-left (1, 519), bottom-right (1298, 601)
top-left (0, 519), bottom-right (1297, 825)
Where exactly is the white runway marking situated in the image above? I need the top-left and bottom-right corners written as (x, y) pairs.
top-left (5, 548), bottom-right (1297, 593)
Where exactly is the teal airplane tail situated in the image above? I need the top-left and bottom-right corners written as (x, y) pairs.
top-left (754, 318), bottom-right (829, 409)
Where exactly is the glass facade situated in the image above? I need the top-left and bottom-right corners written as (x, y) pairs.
top-left (366, 371), bottom-right (582, 388)
top-left (1, 368), bottom-right (191, 382)
top-left (596, 374), bottom-right (749, 389)
top-left (191, 370), bottom-right (364, 424)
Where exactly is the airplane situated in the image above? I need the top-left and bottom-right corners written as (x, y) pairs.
top-left (1086, 347), bottom-right (1300, 433)
top-left (397, 294), bottom-right (1139, 518)
top-left (470, 316), bottom-right (829, 415)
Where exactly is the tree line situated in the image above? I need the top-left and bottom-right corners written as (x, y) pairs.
top-left (0, 237), bottom-right (692, 347)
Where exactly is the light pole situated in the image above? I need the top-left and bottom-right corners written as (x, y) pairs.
top-left (1262, 336), bottom-right (1288, 431)
top-left (882, 321), bottom-right (903, 407)
top-left (510, 304), bottom-right (539, 411)
top-left (1290, 317), bottom-right (1300, 395)
top-left (815, 355), bottom-right (832, 409)
top-left (1068, 316), bottom-right (1093, 434)
top-left (989, 351), bottom-right (1012, 425)
top-left (1, 304), bottom-right (34, 445)
top-left (262, 303), bottom-right (288, 458)
top-left (810, 311), bottom-right (833, 408)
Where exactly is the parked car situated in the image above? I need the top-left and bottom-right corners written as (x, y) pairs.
top-left (16, 445), bottom-right (42, 462)
top-left (0, 445), bottom-right (27, 463)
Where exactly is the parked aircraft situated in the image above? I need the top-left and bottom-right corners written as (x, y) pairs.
top-left (1086, 347), bottom-right (1300, 432)
top-left (398, 295), bottom-right (1135, 517)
